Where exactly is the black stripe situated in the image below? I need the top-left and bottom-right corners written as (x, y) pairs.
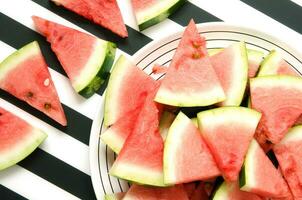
top-left (31, 0), bottom-right (152, 55)
top-left (168, 1), bottom-right (222, 26)
top-left (0, 13), bottom-right (108, 96)
top-left (0, 90), bottom-right (92, 145)
top-left (241, 0), bottom-right (302, 34)
top-left (0, 185), bottom-right (28, 200)
top-left (18, 148), bottom-right (96, 200)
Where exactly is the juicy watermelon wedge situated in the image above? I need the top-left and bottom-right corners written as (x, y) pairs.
top-left (32, 16), bottom-right (116, 98)
top-left (250, 75), bottom-right (302, 144)
top-left (110, 83), bottom-right (165, 186)
top-left (197, 107), bottom-right (261, 181)
top-left (210, 42), bottom-right (249, 106)
top-left (0, 41), bottom-right (67, 126)
top-left (273, 125), bottom-right (302, 198)
top-left (131, 0), bottom-right (186, 31)
top-left (155, 20), bottom-right (225, 107)
top-left (212, 181), bottom-right (262, 200)
top-left (240, 139), bottom-right (289, 197)
top-left (104, 192), bottom-right (125, 200)
top-left (0, 107), bottom-right (47, 170)
top-left (104, 55), bottom-right (156, 127)
top-left (164, 112), bottom-right (220, 185)
top-left (123, 184), bottom-right (188, 200)
top-left (51, 0), bottom-right (128, 37)
top-left (257, 50), bottom-right (298, 77)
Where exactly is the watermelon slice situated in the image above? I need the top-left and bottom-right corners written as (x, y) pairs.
top-left (110, 83), bottom-right (165, 186)
top-left (104, 55), bottom-right (156, 127)
top-left (164, 112), bottom-right (220, 184)
top-left (0, 107), bottom-right (47, 170)
top-left (159, 111), bottom-right (176, 141)
top-left (0, 41), bottom-right (67, 126)
top-left (209, 42), bottom-right (248, 106)
top-left (32, 16), bottom-right (116, 98)
top-left (155, 20), bottom-right (225, 107)
top-left (197, 107), bottom-right (261, 181)
top-left (250, 75), bottom-right (302, 144)
top-left (240, 139), bottom-right (289, 197)
top-left (51, 0), bottom-right (128, 37)
top-left (257, 50), bottom-right (298, 77)
top-left (104, 192), bottom-right (125, 200)
top-left (208, 48), bottom-right (264, 78)
top-left (131, 0), bottom-right (186, 31)
top-left (123, 184), bottom-right (188, 200)
top-left (273, 125), bottom-right (302, 198)
top-left (212, 181), bottom-right (262, 200)
top-left (190, 182), bottom-right (208, 200)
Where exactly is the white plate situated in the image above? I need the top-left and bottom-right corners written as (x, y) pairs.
top-left (89, 22), bottom-right (302, 199)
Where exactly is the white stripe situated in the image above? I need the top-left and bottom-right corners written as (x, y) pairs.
top-left (0, 165), bottom-right (80, 200)
top-left (189, 0), bottom-right (302, 53)
top-left (0, 97), bottom-right (91, 175)
top-left (291, 0), bottom-right (302, 7)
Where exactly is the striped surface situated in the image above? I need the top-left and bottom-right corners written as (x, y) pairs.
top-left (0, 0), bottom-right (301, 199)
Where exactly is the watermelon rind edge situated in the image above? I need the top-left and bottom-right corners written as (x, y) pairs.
top-left (100, 127), bottom-right (124, 154)
top-left (277, 125), bottom-right (302, 145)
top-left (137, 0), bottom-right (186, 31)
top-left (78, 41), bottom-right (116, 98)
top-left (250, 75), bottom-right (302, 90)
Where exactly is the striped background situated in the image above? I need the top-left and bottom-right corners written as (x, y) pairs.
top-left (0, 0), bottom-right (302, 199)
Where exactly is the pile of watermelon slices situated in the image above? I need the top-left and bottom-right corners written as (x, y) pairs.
top-left (102, 20), bottom-right (302, 199)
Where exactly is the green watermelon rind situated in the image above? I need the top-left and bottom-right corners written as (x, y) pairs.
top-left (0, 128), bottom-right (47, 171)
top-left (136, 0), bottom-right (186, 31)
top-left (250, 75), bottom-right (302, 91)
top-left (211, 181), bottom-right (230, 200)
top-left (104, 192), bottom-right (125, 200)
top-left (191, 117), bottom-right (198, 127)
top-left (100, 127), bottom-right (124, 154)
top-left (257, 50), bottom-right (281, 76)
top-left (276, 125), bottom-right (302, 145)
top-left (77, 41), bottom-right (116, 98)
top-left (0, 41), bottom-right (40, 81)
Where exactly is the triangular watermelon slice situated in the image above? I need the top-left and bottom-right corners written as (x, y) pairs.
top-left (123, 184), bottom-right (188, 200)
top-left (164, 112), bottom-right (220, 185)
top-left (240, 139), bottom-right (289, 197)
top-left (209, 42), bottom-right (249, 106)
top-left (32, 16), bottom-right (116, 98)
top-left (131, 0), bottom-right (186, 31)
top-left (250, 75), bottom-right (302, 144)
top-left (0, 107), bottom-right (47, 170)
top-left (273, 125), bottom-right (302, 198)
top-left (0, 41), bottom-right (67, 126)
top-left (197, 107), bottom-right (261, 181)
top-left (110, 83), bottom-right (165, 186)
top-left (212, 181), bottom-right (262, 200)
top-left (51, 0), bottom-right (128, 37)
top-left (154, 20), bottom-right (225, 107)
top-left (104, 55), bottom-right (156, 127)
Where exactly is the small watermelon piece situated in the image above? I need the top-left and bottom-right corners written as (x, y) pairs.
top-left (131, 0), bottom-right (186, 31)
top-left (273, 125), bottom-right (302, 198)
top-left (104, 192), bottom-right (125, 200)
top-left (240, 139), bottom-right (289, 197)
top-left (104, 55), bottom-right (156, 127)
top-left (0, 107), bottom-right (47, 170)
top-left (164, 112), bottom-right (220, 185)
top-left (155, 20), bottom-right (225, 107)
top-left (190, 182), bottom-right (208, 200)
top-left (159, 111), bottom-right (176, 141)
top-left (250, 75), bottom-right (302, 144)
top-left (212, 181), bottom-right (262, 200)
top-left (197, 107), bottom-right (261, 181)
top-left (123, 184), bottom-right (188, 200)
top-left (110, 83), bottom-right (165, 186)
top-left (209, 42), bottom-right (249, 106)
top-left (32, 16), bottom-right (116, 98)
top-left (51, 0), bottom-right (128, 37)
top-left (257, 50), bottom-right (298, 77)
top-left (0, 41), bottom-right (67, 126)
top-left (208, 48), bottom-right (264, 78)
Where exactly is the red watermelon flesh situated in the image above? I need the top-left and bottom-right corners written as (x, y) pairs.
top-left (190, 183), bottom-right (208, 200)
top-left (184, 182), bottom-right (196, 199)
top-left (110, 83), bottom-right (166, 186)
top-left (123, 184), bottom-right (189, 200)
top-left (250, 76), bottom-right (302, 144)
top-left (164, 112), bottom-right (220, 185)
top-left (51, 0), bottom-right (128, 37)
top-left (0, 107), bottom-right (47, 170)
top-left (0, 42), bottom-right (66, 126)
top-left (273, 126), bottom-right (302, 198)
top-left (154, 19), bottom-right (225, 107)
